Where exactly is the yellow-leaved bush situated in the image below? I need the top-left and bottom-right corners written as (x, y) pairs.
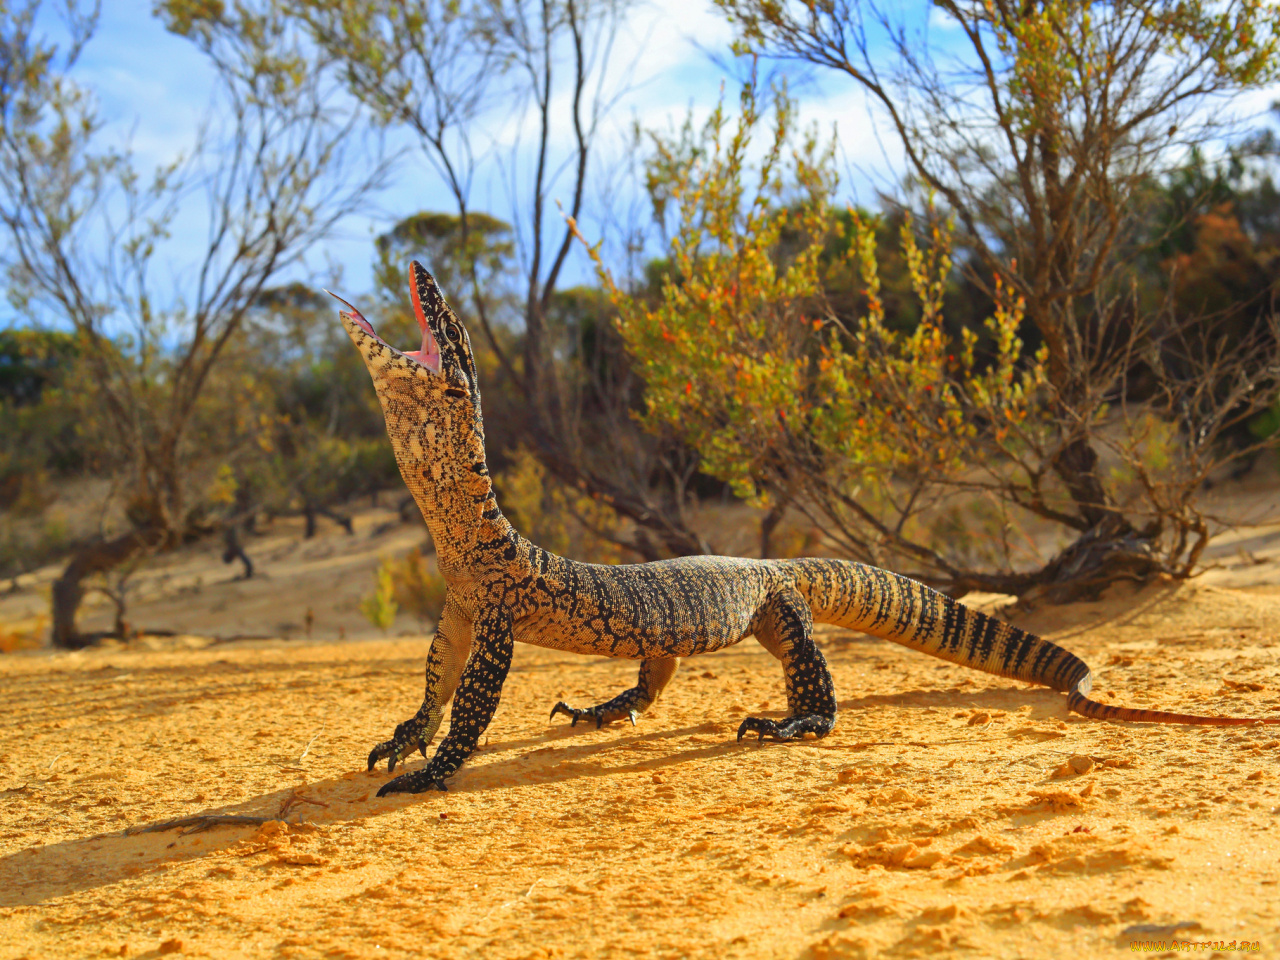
top-left (584, 81), bottom-right (1051, 574)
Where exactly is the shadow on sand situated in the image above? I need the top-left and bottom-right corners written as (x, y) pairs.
top-left (1, 683), bottom-right (1072, 909)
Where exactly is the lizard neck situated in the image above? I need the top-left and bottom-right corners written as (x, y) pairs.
top-left (406, 421), bottom-right (519, 582)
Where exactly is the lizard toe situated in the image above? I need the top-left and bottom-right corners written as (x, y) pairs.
top-left (737, 714), bottom-right (835, 742)
top-left (737, 716), bottom-right (781, 742)
top-left (550, 701), bottom-right (604, 729)
top-left (368, 716), bottom-right (433, 773)
top-left (777, 714), bottom-right (836, 739)
top-left (377, 771), bottom-right (448, 797)
top-left (367, 739), bottom-right (396, 771)
top-left (549, 701), bottom-right (577, 723)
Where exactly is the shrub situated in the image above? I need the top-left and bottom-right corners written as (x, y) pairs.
top-left (359, 559), bottom-right (399, 633)
top-left (388, 547), bottom-right (447, 630)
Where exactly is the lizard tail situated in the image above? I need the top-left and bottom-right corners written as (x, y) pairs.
top-left (1062, 691), bottom-right (1280, 725)
top-left (786, 557), bottom-right (1280, 727)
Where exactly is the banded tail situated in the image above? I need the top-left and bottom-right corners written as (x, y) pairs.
top-left (786, 558), bottom-right (1280, 727)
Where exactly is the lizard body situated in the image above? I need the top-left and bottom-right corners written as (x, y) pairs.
top-left (333, 263), bottom-right (1279, 796)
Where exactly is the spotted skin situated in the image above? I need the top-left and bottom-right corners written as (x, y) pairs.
top-left (338, 263), bottom-right (1280, 795)
top-left (741, 586), bottom-right (835, 742)
top-left (366, 594), bottom-right (471, 774)
top-left (377, 606), bottom-right (513, 796)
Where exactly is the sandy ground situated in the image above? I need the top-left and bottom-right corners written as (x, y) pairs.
top-left (2, 505), bottom-right (1280, 959)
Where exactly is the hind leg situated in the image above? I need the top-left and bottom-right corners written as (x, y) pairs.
top-left (739, 588), bottom-right (837, 742)
top-left (550, 657), bottom-right (680, 729)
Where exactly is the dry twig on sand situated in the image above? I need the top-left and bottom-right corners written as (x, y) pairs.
top-left (124, 814), bottom-right (272, 836)
top-left (125, 788), bottom-right (330, 835)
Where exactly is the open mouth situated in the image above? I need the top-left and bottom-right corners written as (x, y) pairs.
top-left (327, 289), bottom-right (443, 375)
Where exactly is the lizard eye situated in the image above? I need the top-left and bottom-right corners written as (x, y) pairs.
top-left (446, 326), bottom-right (460, 342)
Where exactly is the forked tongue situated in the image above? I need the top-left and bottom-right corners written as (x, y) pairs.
top-left (326, 287), bottom-right (441, 374)
top-left (325, 289), bottom-right (377, 338)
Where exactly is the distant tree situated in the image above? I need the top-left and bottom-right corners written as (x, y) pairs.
top-left (0, 328), bottom-right (88, 531)
top-left (0, 1), bottom-right (389, 645)
top-left (237, 283), bottom-right (398, 533)
top-left (1148, 130), bottom-right (1280, 326)
top-left (255, 0), bottom-right (717, 560)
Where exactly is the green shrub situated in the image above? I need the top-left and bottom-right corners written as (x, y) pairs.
top-left (388, 547), bottom-right (447, 630)
top-left (359, 559), bottom-right (399, 633)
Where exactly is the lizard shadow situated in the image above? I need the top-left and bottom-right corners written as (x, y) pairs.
top-left (0, 679), bottom-right (1088, 908)
top-left (837, 685), bottom-right (1072, 721)
top-left (0, 717), bottom-right (751, 909)
top-left (0, 773), bottom-right (369, 909)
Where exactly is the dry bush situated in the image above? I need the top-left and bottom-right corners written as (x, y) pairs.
top-left (387, 547), bottom-right (447, 630)
top-left (496, 448), bottom-right (626, 565)
top-left (359, 561), bottom-right (399, 634)
top-left (595, 81), bottom-right (1280, 599)
top-left (0, 616), bottom-right (46, 654)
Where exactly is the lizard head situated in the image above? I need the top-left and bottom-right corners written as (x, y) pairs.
top-left (329, 261), bottom-right (484, 477)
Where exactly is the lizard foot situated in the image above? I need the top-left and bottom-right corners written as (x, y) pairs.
top-left (367, 715), bottom-right (435, 773)
top-left (549, 701), bottom-right (639, 729)
top-left (376, 769), bottom-right (448, 796)
top-left (736, 714), bottom-right (835, 743)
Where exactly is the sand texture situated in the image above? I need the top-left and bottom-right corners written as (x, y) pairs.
top-left (2, 512), bottom-right (1280, 958)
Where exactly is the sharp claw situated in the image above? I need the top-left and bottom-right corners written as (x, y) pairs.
top-left (570, 714), bottom-right (579, 727)
top-left (595, 714), bottom-right (604, 730)
top-left (377, 773), bottom-right (449, 797)
top-left (388, 756), bottom-right (397, 773)
top-left (420, 743), bottom-right (428, 759)
top-left (550, 704), bottom-right (560, 721)
top-left (628, 710), bottom-right (639, 726)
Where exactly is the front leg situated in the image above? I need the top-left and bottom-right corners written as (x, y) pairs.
top-left (368, 594), bottom-right (471, 773)
top-left (378, 604), bottom-right (513, 795)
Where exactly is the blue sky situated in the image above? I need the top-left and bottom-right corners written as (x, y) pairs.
top-left (36, 1), bottom-right (1280, 316)
top-left (57, 1), bottom-right (905, 304)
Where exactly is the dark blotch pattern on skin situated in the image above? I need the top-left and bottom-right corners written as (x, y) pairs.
top-left (340, 264), bottom-right (1280, 796)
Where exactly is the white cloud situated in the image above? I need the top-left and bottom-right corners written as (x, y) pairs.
top-left (927, 5), bottom-right (961, 32)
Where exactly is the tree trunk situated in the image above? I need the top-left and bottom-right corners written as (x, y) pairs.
top-left (760, 502), bottom-right (785, 559)
top-left (1051, 434), bottom-right (1126, 532)
top-left (221, 524), bottom-right (254, 580)
top-left (51, 527), bottom-right (165, 649)
top-left (303, 502), bottom-right (353, 538)
top-left (945, 515), bottom-right (1164, 606)
top-left (321, 506), bottom-right (354, 534)
top-left (1027, 296), bottom-right (1129, 535)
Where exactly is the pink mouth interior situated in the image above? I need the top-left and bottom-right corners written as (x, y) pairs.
top-left (327, 289), bottom-right (442, 374)
top-left (405, 285), bottom-right (442, 372)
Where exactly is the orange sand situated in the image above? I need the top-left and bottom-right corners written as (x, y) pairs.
top-left (2, 511), bottom-right (1280, 958)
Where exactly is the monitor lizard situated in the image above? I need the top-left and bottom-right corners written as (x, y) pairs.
top-left (331, 262), bottom-right (1280, 796)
